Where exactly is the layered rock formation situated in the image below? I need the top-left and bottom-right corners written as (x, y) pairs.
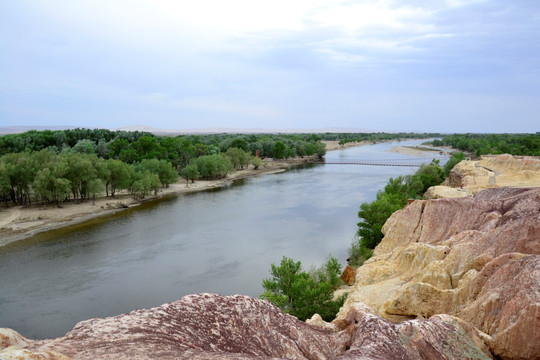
top-left (1, 293), bottom-right (492, 360)
top-left (337, 187), bottom-right (540, 359)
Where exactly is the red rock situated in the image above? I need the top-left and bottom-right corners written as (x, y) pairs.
top-left (1, 293), bottom-right (491, 360)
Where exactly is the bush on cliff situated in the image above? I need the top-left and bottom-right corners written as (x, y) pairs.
top-left (354, 160), bottom-right (445, 253)
top-left (444, 152), bottom-right (465, 176)
top-left (261, 256), bottom-right (346, 321)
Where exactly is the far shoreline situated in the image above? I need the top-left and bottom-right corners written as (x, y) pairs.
top-left (0, 139), bottom-right (442, 248)
top-left (0, 140), bottom-right (375, 247)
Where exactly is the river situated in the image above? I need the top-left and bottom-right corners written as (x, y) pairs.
top-left (0, 140), bottom-right (445, 339)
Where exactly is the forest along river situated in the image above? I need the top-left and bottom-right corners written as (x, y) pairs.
top-left (0, 140), bottom-right (446, 339)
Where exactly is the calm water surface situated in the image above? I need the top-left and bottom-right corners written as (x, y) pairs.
top-left (0, 140), bottom-right (445, 339)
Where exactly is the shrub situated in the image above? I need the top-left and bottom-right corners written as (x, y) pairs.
top-left (348, 237), bottom-right (374, 267)
top-left (261, 256), bottom-right (346, 321)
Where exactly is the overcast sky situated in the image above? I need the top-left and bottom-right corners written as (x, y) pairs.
top-left (1, 1), bottom-right (539, 132)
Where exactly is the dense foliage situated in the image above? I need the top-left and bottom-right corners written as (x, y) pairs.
top-left (443, 152), bottom-right (465, 176)
top-left (349, 160), bottom-right (446, 265)
top-left (0, 129), bottom-right (328, 161)
top-left (331, 132), bottom-right (442, 145)
top-left (0, 150), bottom-right (179, 205)
top-left (261, 256), bottom-right (346, 321)
top-left (0, 129), bottom-right (334, 205)
top-left (430, 133), bottom-right (540, 156)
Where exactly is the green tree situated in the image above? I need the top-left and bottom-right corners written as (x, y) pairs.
top-left (193, 143), bottom-right (209, 157)
top-left (251, 156), bottom-right (262, 170)
top-left (357, 192), bottom-right (407, 248)
top-left (226, 147), bottom-right (249, 170)
top-left (315, 142), bottom-right (326, 159)
top-left (131, 170), bottom-right (161, 198)
top-left (272, 141), bottom-right (288, 159)
top-left (62, 153), bottom-right (97, 200)
top-left (230, 137), bottom-right (249, 152)
top-left (72, 139), bottom-right (96, 154)
top-left (88, 178), bottom-right (105, 204)
top-left (261, 256), bottom-right (346, 321)
top-left (355, 160), bottom-right (445, 250)
top-left (108, 138), bottom-right (129, 159)
top-left (105, 159), bottom-right (132, 197)
top-left (2, 152), bottom-right (37, 205)
top-left (180, 164), bottom-right (199, 185)
top-left (192, 154), bottom-right (233, 180)
top-left (157, 160), bottom-right (178, 187)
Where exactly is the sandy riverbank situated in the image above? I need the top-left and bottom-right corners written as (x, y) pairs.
top-left (0, 140), bottom-right (399, 247)
top-left (0, 162), bottom-right (305, 247)
top-left (322, 140), bottom-right (372, 151)
top-left (0, 148), bottom-right (346, 247)
top-left (388, 144), bottom-right (454, 157)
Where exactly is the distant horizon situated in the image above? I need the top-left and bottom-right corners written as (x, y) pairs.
top-left (0, 124), bottom-right (537, 136)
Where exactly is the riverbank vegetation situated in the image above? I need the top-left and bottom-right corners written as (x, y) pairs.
top-left (429, 133), bottom-right (540, 156)
top-left (0, 129), bottom-right (331, 207)
top-left (261, 256), bottom-right (346, 321)
top-left (349, 154), bottom-right (462, 266)
top-left (328, 132), bottom-right (442, 146)
top-left (0, 128), bottom-right (454, 208)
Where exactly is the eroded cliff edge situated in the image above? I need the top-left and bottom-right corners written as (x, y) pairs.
top-left (336, 187), bottom-right (540, 360)
top-left (0, 293), bottom-right (492, 360)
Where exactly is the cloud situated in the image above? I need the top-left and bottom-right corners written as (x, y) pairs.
top-left (1, 0), bottom-right (539, 132)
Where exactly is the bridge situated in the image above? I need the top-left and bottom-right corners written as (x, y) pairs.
top-left (324, 161), bottom-right (422, 167)
top-left (323, 157), bottom-right (446, 167)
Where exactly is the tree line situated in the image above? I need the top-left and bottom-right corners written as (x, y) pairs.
top-left (429, 133), bottom-right (540, 157)
top-left (0, 129), bottom-right (333, 207)
top-left (0, 150), bottom-right (179, 206)
top-left (0, 129), bottom-right (328, 162)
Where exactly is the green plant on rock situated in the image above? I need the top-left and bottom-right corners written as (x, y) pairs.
top-left (260, 256), bottom-right (346, 321)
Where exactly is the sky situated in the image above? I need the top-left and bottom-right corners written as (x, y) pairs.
top-left (1, 0), bottom-right (539, 133)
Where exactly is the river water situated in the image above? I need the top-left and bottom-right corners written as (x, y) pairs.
top-left (0, 140), bottom-right (445, 339)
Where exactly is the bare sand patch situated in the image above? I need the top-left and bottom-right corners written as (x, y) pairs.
top-left (388, 145), bottom-right (451, 157)
top-left (322, 140), bottom-right (371, 151)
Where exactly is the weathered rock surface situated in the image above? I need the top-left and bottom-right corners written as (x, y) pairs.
top-left (423, 185), bottom-right (470, 199)
top-left (447, 154), bottom-right (540, 191)
top-left (337, 187), bottom-right (540, 359)
top-left (1, 293), bottom-right (492, 360)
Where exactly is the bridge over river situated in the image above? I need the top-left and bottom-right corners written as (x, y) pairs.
top-left (324, 157), bottom-right (445, 167)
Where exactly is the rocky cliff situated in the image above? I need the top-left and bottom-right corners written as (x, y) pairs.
top-left (1, 293), bottom-right (491, 360)
top-left (336, 187), bottom-right (540, 359)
